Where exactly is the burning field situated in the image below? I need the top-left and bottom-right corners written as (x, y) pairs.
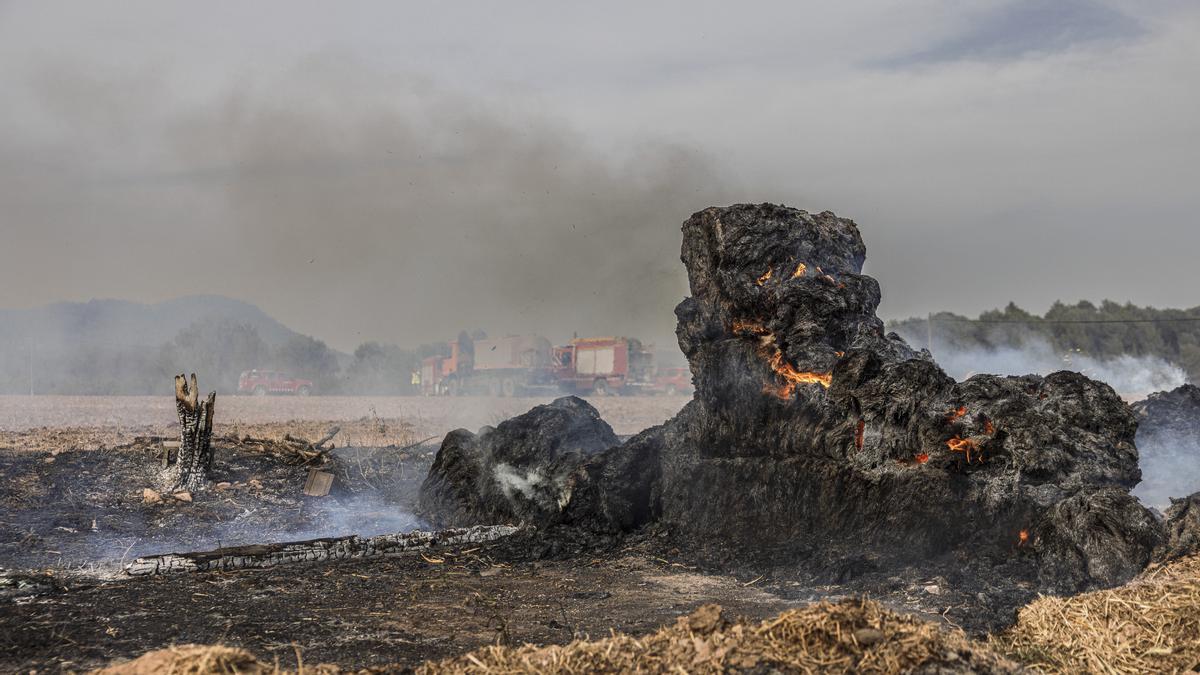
top-left (3, 204), bottom-right (1200, 673)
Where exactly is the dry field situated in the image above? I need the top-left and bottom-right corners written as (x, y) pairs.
top-left (0, 394), bottom-right (689, 453)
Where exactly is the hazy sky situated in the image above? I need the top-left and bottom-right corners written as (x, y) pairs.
top-left (1, 1), bottom-right (1197, 351)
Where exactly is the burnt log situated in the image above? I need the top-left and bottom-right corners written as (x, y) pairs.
top-left (124, 525), bottom-right (518, 576)
top-left (167, 373), bottom-right (216, 492)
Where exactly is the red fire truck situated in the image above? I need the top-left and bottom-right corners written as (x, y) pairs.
top-left (419, 334), bottom-right (654, 396)
top-left (552, 336), bottom-right (655, 396)
top-left (420, 335), bottom-right (558, 396)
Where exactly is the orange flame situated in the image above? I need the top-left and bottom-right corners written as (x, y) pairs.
top-left (946, 406), bottom-right (968, 422)
top-left (764, 349), bottom-right (832, 399)
top-left (855, 419), bottom-right (865, 451)
top-left (732, 319), bottom-right (769, 336)
top-left (947, 435), bottom-right (981, 463)
top-left (756, 268), bottom-right (773, 286)
top-left (984, 418), bottom-right (996, 434)
top-left (1018, 529), bottom-right (1029, 547)
top-left (914, 452), bottom-right (930, 464)
top-left (792, 262), bottom-right (807, 278)
top-left (733, 318), bottom-right (831, 399)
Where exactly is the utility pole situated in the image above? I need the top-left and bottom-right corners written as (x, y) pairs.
top-left (926, 312), bottom-right (933, 353)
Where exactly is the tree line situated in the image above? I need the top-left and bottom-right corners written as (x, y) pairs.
top-left (888, 300), bottom-right (1200, 381)
top-left (0, 319), bottom-right (456, 396)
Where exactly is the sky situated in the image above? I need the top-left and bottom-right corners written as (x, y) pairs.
top-left (1, 0), bottom-right (1197, 352)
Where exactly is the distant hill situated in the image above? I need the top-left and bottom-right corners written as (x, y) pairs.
top-left (0, 295), bottom-right (303, 353)
top-left (0, 296), bottom-right (344, 395)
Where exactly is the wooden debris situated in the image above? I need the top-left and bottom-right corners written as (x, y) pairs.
top-left (142, 488), bottom-right (162, 505)
top-left (124, 525), bottom-right (520, 576)
top-left (221, 433), bottom-right (328, 466)
top-left (303, 469), bottom-right (334, 497)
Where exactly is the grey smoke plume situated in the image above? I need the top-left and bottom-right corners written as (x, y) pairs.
top-left (2, 55), bottom-right (739, 353)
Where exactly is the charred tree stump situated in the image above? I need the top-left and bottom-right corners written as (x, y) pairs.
top-left (167, 373), bottom-right (216, 492)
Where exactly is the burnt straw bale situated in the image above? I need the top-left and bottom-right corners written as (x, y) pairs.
top-left (421, 203), bottom-right (1183, 595)
top-left (419, 396), bottom-right (617, 528)
top-left (1131, 384), bottom-right (1200, 509)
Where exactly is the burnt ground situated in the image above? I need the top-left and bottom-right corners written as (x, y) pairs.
top-left (2, 542), bottom-right (798, 672)
top-left (0, 440), bottom-right (432, 574)
top-left (0, 436), bottom-right (1039, 672)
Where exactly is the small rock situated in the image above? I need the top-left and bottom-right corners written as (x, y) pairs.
top-left (853, 628), bottom-right (885, 646)
top-left (172, 491), bottom-right (193, 503)
top-left (215, 482), bottom-right (232, 490)
top-left (43, 456), bottom-right (55, 464)
top-left (142, 488), bottom-right (162, 505)
top-left (923, 584), bottom-right (941, 595)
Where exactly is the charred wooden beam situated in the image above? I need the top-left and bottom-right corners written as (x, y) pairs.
top-left (124, 525), bottom-right (519, 576)
top-left (167, 373), bottom-right (215, 492)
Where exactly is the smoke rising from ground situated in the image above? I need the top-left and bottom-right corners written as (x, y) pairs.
top-left (922, 337), bottom-right (1187, 398)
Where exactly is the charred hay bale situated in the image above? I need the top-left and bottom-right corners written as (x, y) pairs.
top-left (1132, 384), bottom-right (1200, 509)
top-left (419, 396), bottom-right (617, 528)
top-left (421, 203), bottom-right (1164, 595)
top-left (646, 204), bottom-right (1158, 590)
top-left (1033, 487), bottom-right (1163, 593)
top-left (1159, 492), bottom-right (1200, 560)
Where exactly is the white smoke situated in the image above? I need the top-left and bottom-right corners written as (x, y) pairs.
top-left (493, 463), bottom-right (546, 501)
top-left (926, 337), bottom-right (1187, 399)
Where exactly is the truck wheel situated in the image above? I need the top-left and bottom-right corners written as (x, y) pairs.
top-left (502, 378), bottom-right (517, 397)
top-left (297, 386), bottom-right (311, 397)
top-left (592, 379), bottom-right (609, 396)
top-left (254, 386), bottom-right (267, 397)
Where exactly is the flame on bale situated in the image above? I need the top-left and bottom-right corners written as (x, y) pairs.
top-left (756, 267), bottom-right (773, 286)
top-left (732, 319), bottom-right (833, 398)
top-left (729, 319), bottom-right (835, 396)
top-left (914, 452), bottom-right (930, 464)
top-left (947, 435), bottom-right (982, 463)
top-left (792, 262), bottom-right (807, 278)
top-left (763, 350), bottom-right (832, 398)
top-left (732, 319), bottom-right (770, 336)
top-left (855, 419), bottom-right (865, 451)
top-left (1018, 529), bottom-right (1030, 547)
top-left (946, 406), bottom-right (968, 423)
